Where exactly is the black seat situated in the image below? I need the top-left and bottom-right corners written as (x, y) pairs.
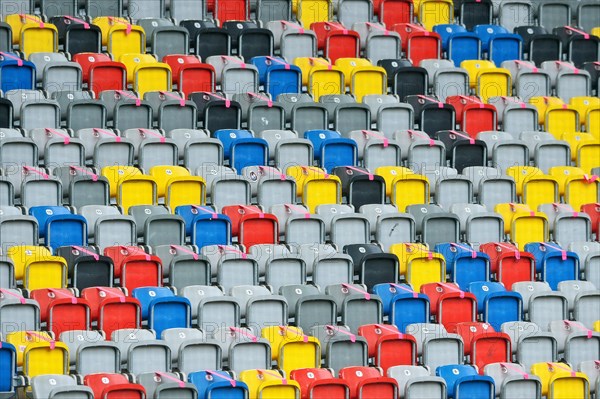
top-left (392, 67), bottom-right (428, 102)
top-left (435, 130), bottom-right (487, 173)
top-left (333, 166), bottom-right (386, 210)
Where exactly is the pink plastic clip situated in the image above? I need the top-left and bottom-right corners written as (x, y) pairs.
top-left (23, 166), bottom-right (49, 179)
top-left (138, 128), bottom-right (166, 143)
top-left (108, 16), bottom-right (132, 34)
top-left (170, 245), bottom-right (198, 260)
top-left (222, 56), bottom-right (246, 69)
top-left (0, 52), bottom-right (23, 66)
top-left (72, 245), bottom-right (99, 261)
top-left (450, 242), bottom-right (477, 259)
top-left (97, 287), bottom-right (126, 303)
top-left (248, 92), bottom-right (273, 107)
top-left (583, 174), bottom-right (598, 184)
top-left (191, 205), bottom-right (218, 219)
top-left (555, 61), bottom-right (579, 74)
top-left (160, 91), bottom-right (186, 107)
top-left (326, 325), bottom-right (356, 342)
top-left (548, 362), bottom-right (577, 377)
top-left (155, 372), bottom-right (185, 388)
top-left (93, 128), bottom-right (121, 142)
top-left (564, 26), bottom-right (590, 40)
top-left (266, 56), bottom-right (290, 70)
top-left (48, 288), bottom-right (77, 305)
top-left (229, 327), bottom-right (258, 342)
top-left (342, 283), bottom-right (371, 300)
top-left (116, 90), bottom-right (140, 106)
top-left (258, 166), bottom-right (287, 181)
top-left (449, 130), bottom-right (475, 145)
top-left (564, 320), bottom-right (594, 339)
top-left (209, 92), bottom-right (231, 108)
top-left (418, 95), bottom-right (444, 108)
top-left (437, 282), bottom-right (465, 298)
top-left (26, 331), bottom-right (55, 349)
top-left (20, 14), bottom-right (44, 27)
top-left (345, 166), bottom-right (374, 181)
top-left (217, 245), bottom-right (247, 259)
top-left (365, 22), bottom-right (389, 35)
top-left (495, 242), bottom-right (521, 260)
top-left (0, 289), bottom-right (26, 304)
top-left (45, 128), bottom-right (70, 144)
top-left (64, 15), bottom-right (90, 29)
top-left (279, 326), bottom-right (309, 342)
top-left (500, 363), bottom-right (530, 379)
top-left (69, 166), bottom-right (98, 181)
top-left (284, 204), bottom-right (311, 219)
top-left (205, 371), bottom-right (237, 387)
top-left (541, 242), bottom-right (567, 261)
top-left (361, 130), bottom-right (389, 147)
top-left (239, 205), bottom-right (265, 219)
top-left (389, 283), bottom-right (418, 298)
top-left (514, 60), bottom-right (538, 73)
top-left (281, 20), bottom-right (305, 34)
top-left (258, 370), bottom-right (288, 384)
top-left (375, 323), bottom-right (404, 339)
top-left (407, 129), bottom-right (435, 146)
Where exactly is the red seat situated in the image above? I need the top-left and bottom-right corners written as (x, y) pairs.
top-left (449, 322), bottom-right (511, 374)
top-left (392, 24), bottom-right (441, 65)
top-left (81, 287), bottom-right (142, 337)
top-left (290, 368), bottom-right (350, 399)
top-left (221, 205), bottom-right (264, 236)
top-left (222, 205), bottom-right (279, 247)
top-left (339, 366), bottom-right (399, 399)
top-left (479, 242), bottom-right (536, 289)
top-left (73, 52), bottom-right (127, 94)
top-left (420, 282), bottom-right (477, 330)
top-left (581, 203), bottom-right (599, 237)
top-left (311, 22), bottom-right (361, 63)
top-left (357, 324), bottom-right (417, 373)
top-left (379, 0), bottom-right (414, 26)
top-left (446, 95), bottom-right (483, 126)
top-left (162, 54), bottom-right (216, 97)
top-left (29, 288), bottom-right (91, 336)
top-left (215, 0), bottom-right (248, 26)
top-left (84, 373), bottom-right (146, 399)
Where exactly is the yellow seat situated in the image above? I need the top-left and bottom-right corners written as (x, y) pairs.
top-left (308, 65), bottom-right (345, 101)
top-left (261, 326), bottom-right (321, 376)
top-left (390, 243), bottom-right (446, 291)
top-left (507, 167), bottom-right (559, 209)
top-left (294, 57), bottom-right (330, 86)
top-left (418, 0), bottom-right (454, 31)
top-left (586, 106), bottom-right (600, 139)
top-left (119, 54), bottom-right (172, 96)
top-left (494, 203), bottom-right (532, 235)
top-left (391, 174), bottom-right (430, 212)
top-left (529, 96), bottom-right (565, 126)
top-left (119, 53), bottom-right (158, 85)
top-left (297, 0), bottom-right (332, 28)
top-left (149, 165), bottom-right (191, 197)
top-left (107, 24), bottom-right (146, 60)
top-left (546, 106), bottom-right (579, 138)
top-left (560, 132), bottom-right (597, 161)
top-left (6, 331), bottom-right (53, 366)
top-left (549, 166), bottom-right (586, 196)
top-left (303, 176), bottom-right (342, 213)
top-left (240, 369), bottom-right (302, 399)
top-left (460, 60), bottom-right (495, 89)
top-left (5, 14), bottom-right (43, 45)
top-left (7, 245), bottom-right (52, 281)
top-left (506, 166), bottom-right (544, 197)
top-left (92, 16), bottom-right (131, 46)
top-left (569, 96), bottom-right (600, 128)
top-left (564, 175), bottom-right (599, 210)
top-left (22, 256), bottom-right (67, 290)
top-left (594, 320), bottom-right (600, 332)
top-left (375, 166), bottom-right (414, 198)
top-left (101, 165), bottom-right (143, 198)
top-left (349, 66), bottom-right (387, 102)
top-left (20, 22), bottom-right (58, 58)
top-left (477, 68), bottom-right (512, 103)
top-left (512, 211), bottom-right (549, 249)
top-left (118, 175), bottom-right (158, 214)
top-left (577, 141), bottom-right (600, 174)
top-left (531, 362), bottom-right (590, 399)
top-left (592, 27), bottom-right (600, 38)
top-left (334, 57), bottom-right (373, 89)
top-left (165, 177), bottom-right (207, 213)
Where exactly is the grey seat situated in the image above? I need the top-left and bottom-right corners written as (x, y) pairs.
top-left (310, 324), bottom-right (368, 373)
top-left (407, 204), bottom-right (461, 247)
top-left (31, 375), bottom-right (94, 399)
top-left (169, 0), bottom-right (207, 22)
top-left (144, 91), bottom-right (197, 132)
top-left (337, 0), bottom-right (373, 28)
top-left (59, 330), bottom-right (120, 375)
top-left (230, 285), bottom-right (288, 334)
top-left (501, 321), bottom-right (558, 369)
top-left (0, 288), bottom-right (41, 336)
top-left (405, 323), bottom-right (465, 371)
top-left (280, 29), bottom-right (318, 64)
top-left (449, 203), bottom-right (504, 248)
top-left (387, 366), bottom-right (447, 399)
top-left (483, 362), bottom-right (542, 399)
top-left (325, 284), bottom-right (383, 332)
top-left (136, 372), bottom-right (198, 399)
top-left (313, 254), bottom-right (354, 289)
top-left (549, 320), bottom-right (600, 367)
top-left (498, 0), bottom-right (533, 33)
top-left (211, 326), bottom-right (271, 373)
top-left (568, 241), bottom-right (600, 282)
top-left (512, 282), bottom-right (568, 331)
top-left (274, 138), bottom-right (314, 173)
top-left (295, 292), bottom-right (337, 333)
top-left (291, 102), bottom-right (329, 136)
top-left (519, 131), bottom-right (570, 173)
top-left (161, 327), bottom-right (222, 373)
top-left (139, 20), bottom-right (189, 60)
top-left (376, 103), bottom-right (414, 137)
top-left (180, 285), bottom-right (241, 331)
top-left (210, 175), bottom-right (252, 211)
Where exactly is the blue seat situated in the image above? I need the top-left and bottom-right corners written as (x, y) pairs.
top-left (473, 24), bottom-right (509, 52)
top-left (191, 213), bottom-right (232, 249)
top-left (373, 282), bottom-right (414, 315)
top-left (468, 281), bottom-right (522, 331)
top-left (305, 130), bottom-right (357, 172)
top-left (214, 129), bottom-right (254, 159)
top-left (250, 56), bottom-right (302, 98)
top-left (132, 286), bottom-right (175, 320)
top-left (0, 341), bottom-right (18, 398)
top-left (188, 370), bottom-right (249, 399)
top-left (433, 24), bottom-right (468, 52)
top-left (0, 56), bottom-right (36, 91)
top-left (434, 243), bottom-right (490, 290)
top-left (230, 138), bottom-right (269, 172)
top-left (489, 33), bottom-right (522, 65)
top-left (436, 364), bottom-right (495, 399)
top-left (132, 287), bottom-right (192, 336)
top-left (448, 33), bottom-right (482, 67)
top-left (45, 214), bottom-right (88, 251)
top-left (175, 205), bottom-right (219, 236)
top-left (390, 290), bottom-right (431, 333)
top-left (29, 206), bottom-right (71, 238)
top-left (524, 242), bottom-right (579, 290)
